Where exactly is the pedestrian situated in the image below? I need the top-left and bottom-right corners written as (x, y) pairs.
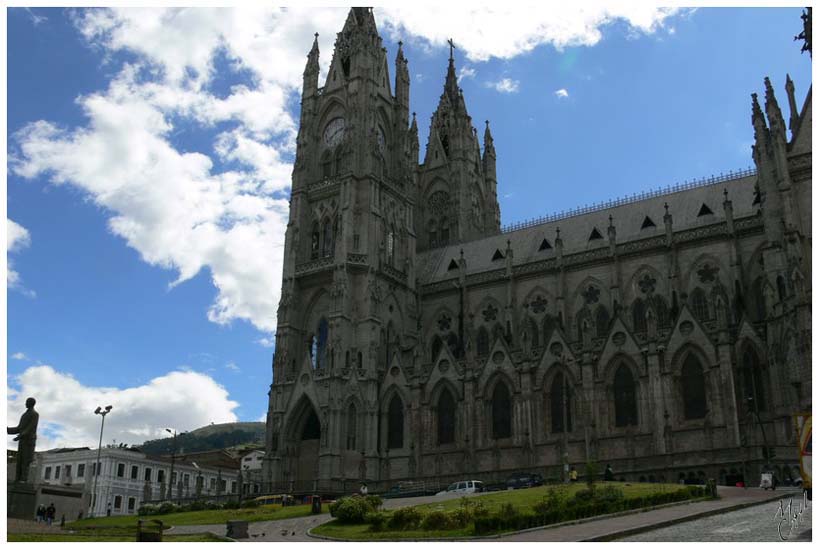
top-left (360, 483), bottom-right (368, 496)
top-left (569, 466), bottom-right (578, 483)
top-left (45, 503), bottom-right (56, 526)
top-left (107, 502), bottom-right (112, 517)
top-left (604, 464), bottom-right (614, 482)
top-left (36, 504), bottom-right (45, 523)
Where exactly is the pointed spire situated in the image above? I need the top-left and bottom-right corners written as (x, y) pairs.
top-left (305, 32), bottom-right (320, 76)
top-left (443, 38), bottom-right (459, 103)
top-left (751, 92), bottom-right (769, 146)
top-left (763, 77), bottom-right (786, 141)
top-left (785, 73), bottom-right (800, 137)
top-left (396, 40), bottom-right (406, 63)
top-left (483, 120), bottom-right (496, 158)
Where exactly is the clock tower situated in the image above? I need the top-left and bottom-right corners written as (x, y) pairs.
top-left (265, 7), bottom-right (421, 492)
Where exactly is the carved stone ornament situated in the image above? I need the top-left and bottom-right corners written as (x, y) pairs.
top-left (390, 366), bottom-right (400, 377)
top-left (300, 373), bottom-right (310, 386)
top-left (438, 360), bottom-right (450, 373)
top-left (438, 313), bottom-right (452, 332)
top-left (491, 351), bottom-right (505, 365)
top-left (528, 295), bottom-right (547, 314)
top-left (550, 342), bottom-right (564, 357)
top-left (612, 332), bottom-right (626, 347)
top-left (638, 274), bottom-right (657, 295)
top-left (482, 304), bottom-right (498, 322)
top-left (697, 263), bottom-right (719, 284)
top-left (427, 191), bottom-right (451, 217)
top-left (582, 285), bottom-right (600, 305)
top-left (679, 320), bottom-right (694, 336)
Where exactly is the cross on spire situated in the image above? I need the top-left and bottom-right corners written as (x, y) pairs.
top-left (447, 38), bottom-right (455, 60)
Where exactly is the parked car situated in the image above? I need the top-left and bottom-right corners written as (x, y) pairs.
top-left (505, 473), bottom-right (544, 490)
top-left (436, 480), bottom-right (485, 496)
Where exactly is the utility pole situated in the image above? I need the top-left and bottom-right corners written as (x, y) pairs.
top-left (165, 428), bottom-right (183, 503)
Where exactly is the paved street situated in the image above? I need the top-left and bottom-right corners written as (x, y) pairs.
top-left (619, 492), bottom-right (811, 542)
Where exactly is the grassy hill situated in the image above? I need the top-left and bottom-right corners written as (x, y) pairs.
top-left (139, 422), bottom-right (265, 456)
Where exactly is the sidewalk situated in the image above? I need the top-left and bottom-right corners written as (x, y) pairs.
top-left (497, 486), bottom-right (795, 541)
top-left (7, 519), bottom-right (64, 534)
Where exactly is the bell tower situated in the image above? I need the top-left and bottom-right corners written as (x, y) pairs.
top-left (266, 7), bottom-right (420, 492)
top-left (416, 41), bottom-right (501, 251)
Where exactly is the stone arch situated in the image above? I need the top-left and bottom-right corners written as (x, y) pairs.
top-left (602, 354), bottom-right (642, 429)
top-left (282, 395), bottom-right (322, 489)
top-left (569, 276), bottom-right (609, 314)
top-left (475, 296), bottom-right (504, 327)
top-left (316, 97), bottom-right (347, 137)
top-left (689, 287), bottom-right (710, 323)
top-left (429, 381), bottom-right (460, 446)
top-left (675, 346), bottom-right (709, 420)
top-left (542, 364), bottom-right (579, 435)
top-left (736, 339), bottom-right (767, 413)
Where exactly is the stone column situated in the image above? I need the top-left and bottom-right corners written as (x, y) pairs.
top-left (716, 340), bottom-right (741, 447)
top-left (645, 346), bottom-right (667, 454)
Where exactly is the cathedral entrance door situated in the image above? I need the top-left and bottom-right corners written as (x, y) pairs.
top-left (293, 406), bottom-right (321, 493)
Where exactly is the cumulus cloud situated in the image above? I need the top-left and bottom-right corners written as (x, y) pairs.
top-left (10, 7), bottom-right (687, 338)
top-left (7, 219), bottom-right (34, 296)
top-left (378, 6), bottom-right (685, 61)
top-left (555, 88), bottom-right (569, 98)
top-left (487, 78), bottom-right (520, 93)
top-left (11, 352), bottom-right (29, 361)
top-left (458, 65), bottom-right (476, 82)
top-left (7, 365), bottom-right (239, 449)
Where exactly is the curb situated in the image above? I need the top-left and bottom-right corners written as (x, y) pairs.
top-left (581, 491), bottom-right (791, 541)
top-left (307, 495), bottom-right (716, 542)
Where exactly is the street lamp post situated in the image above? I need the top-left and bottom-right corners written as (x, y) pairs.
top-left (165, 428), bottom-right (183, 503)
top-left (90, 405), bottom-right (113, 518)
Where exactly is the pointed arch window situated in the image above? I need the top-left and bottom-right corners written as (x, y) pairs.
top-left (476, 327), bottom-right (489, 357)
top-left (491, 382), bottom-right (512, 439)
top-left (543, 315), bottom-right (555, 343)
top-left (322, 218), bottom-right (333, 257)
top-left (741, 347), bottom-right (766, 412)
top-left (613, 364), bottom-right (638, 427)
top-left (632, 299), bottom-right (647, 332)
top-left (431, 335), bottom-right (443, 362)
top-left (690, 288), bottom-right (709, 322)
top-left (595, 305), bottom-right (610, 338)
top-left (653, 296), bottom-right (669, 328)
top-left (387, 395), bottom-right (404, 449)
top-left (311, 222), bottom-right (320, 260)
top-left (681, 354), bottom-right (707, 419)
top-left (576, 307), bottom-right (592, 342)
top-left (550, 372), bottom-right (573, 433)
top-left (346, 403), bottom-right (357, 450)
top-left (446, 332), bottom-right (459, 358)
top-left (437, 388), bottom-right (456, 445)
top-left (312, 318), bottom-right (329, 370)
top-left (439, 218), bottom-right (450, 246)
top-left (386, 228), bottom-right (395, 266)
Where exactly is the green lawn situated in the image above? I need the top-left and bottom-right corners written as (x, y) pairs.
top-left (8, 531), bottom-right (227, 542)
top-left (414, 481), bottom-right (680, 513)
top-left (312, 482), bottom-right (701, 540)
top-left (68, 504), bottom-right (312, 529)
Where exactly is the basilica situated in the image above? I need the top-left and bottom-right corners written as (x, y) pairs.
top-left (264, 8), bottom-right (812, 494)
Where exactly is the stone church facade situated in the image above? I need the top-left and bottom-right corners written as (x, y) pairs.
top-left (264, 8), bottom-right (812, 493)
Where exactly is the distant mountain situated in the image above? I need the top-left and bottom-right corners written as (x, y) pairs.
top-left (139, 422), bottom-right (265, 456)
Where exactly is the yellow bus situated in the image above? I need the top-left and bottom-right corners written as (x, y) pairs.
top-left (795, 413), bottom-right (811, 500)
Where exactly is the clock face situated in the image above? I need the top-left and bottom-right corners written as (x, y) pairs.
top-left (323, 118), bottom-right (346, 147)
top-left (377, 126), bottom-right (386, 154)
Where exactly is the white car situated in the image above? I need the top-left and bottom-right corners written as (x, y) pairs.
top-left (436, 480), bottom-right (485, 496)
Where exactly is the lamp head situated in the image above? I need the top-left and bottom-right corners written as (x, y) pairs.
top-left (105, 405), bottom-right (113, 412)
top-left (166, 428), bottom-right (172, 434)
top-left (95, 407), bottom-right (102, 415)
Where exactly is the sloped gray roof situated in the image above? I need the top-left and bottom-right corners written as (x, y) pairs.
top-left (418, 171), bottom-right (757, 283)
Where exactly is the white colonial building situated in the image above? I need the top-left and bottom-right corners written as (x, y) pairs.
top-left (32, 447), bottom-right (240, 519)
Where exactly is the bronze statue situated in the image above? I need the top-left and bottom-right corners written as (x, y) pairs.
top-left (8, 397), bottom-right (39, 483)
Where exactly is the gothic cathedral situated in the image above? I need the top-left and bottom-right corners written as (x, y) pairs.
top-left (264, 7), bottom-right (811, 493)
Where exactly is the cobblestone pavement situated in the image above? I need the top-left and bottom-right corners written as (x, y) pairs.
top-left (7, 519), bottom-right (65, 534)
top-left (619, 494), bottom-right (811, 542)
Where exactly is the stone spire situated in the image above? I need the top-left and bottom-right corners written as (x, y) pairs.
top-left (302, 33), bottom-right (320, 97)
top-left (483, 120), bottom-right (496, 158)
top-left (444, 38), bottom-right (460, 106)
top-left (750, 92), bottom-right (769, 164)
top-left (764, 77), bottom-right (787, 143)
top-left (785, 74), bottom-right (800, 138)
top-left (395, 41), bottom-right (410, 111)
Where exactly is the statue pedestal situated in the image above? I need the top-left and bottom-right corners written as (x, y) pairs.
top-left (7, 482), bottom-right (37, 519)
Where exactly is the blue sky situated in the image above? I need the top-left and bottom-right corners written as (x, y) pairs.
top-left (6, 6), bottom-right (811, 448)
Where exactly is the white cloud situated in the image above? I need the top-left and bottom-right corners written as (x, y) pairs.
top-left (11, 352), bottom-right (29, 361)
top-left (257, 412), bottom-right (268, 423)
top-left (256, 337), bottom-right (275, 348)
top-left (225, 361), bottom-right (240, 372)
top-left (378, 6), bottom-right (685, 62)
top-left (24, 8), bottom-right (47, 26)
top-left (555, 88), bottom-right (569, 98)
top-left (7, 219), bottom-right (34, 296)
top-left (10, 6), bottom-right (688, 337)
top-left (458, 65), bottom-right (476, 82)
top-left (486, 78), bottom-right (520, 94)
top-left (7, 365), bottom-right (239, 449)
